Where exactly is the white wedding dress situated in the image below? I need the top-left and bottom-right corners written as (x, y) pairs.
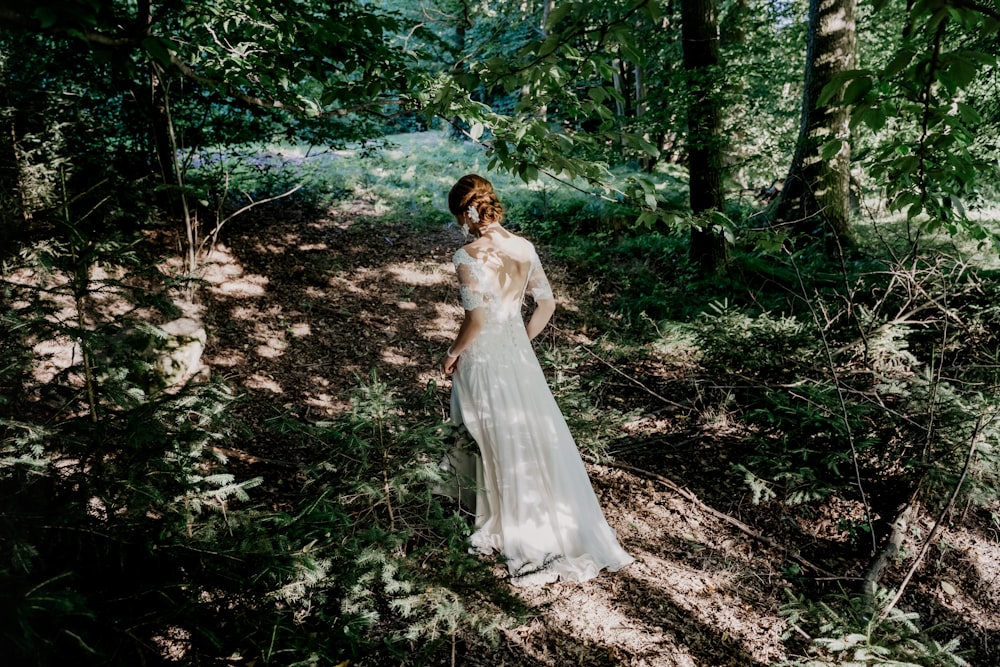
top-left (442, 237), bottom-right (634, 586)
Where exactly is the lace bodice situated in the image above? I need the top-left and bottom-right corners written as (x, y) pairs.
top-left (453, 241), bottom-right (553, 322)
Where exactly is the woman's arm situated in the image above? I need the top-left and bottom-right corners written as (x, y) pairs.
top-left (525, 298), bottom-right (555, 340)
top-left (442, 307), bottom-right (485, 375)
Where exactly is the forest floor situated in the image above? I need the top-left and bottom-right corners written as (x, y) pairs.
top-left (189, 190), bottom-right (1000, 666)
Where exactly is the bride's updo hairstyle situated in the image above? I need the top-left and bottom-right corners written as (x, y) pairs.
top-left (448, 174), bottom-right (504, 233)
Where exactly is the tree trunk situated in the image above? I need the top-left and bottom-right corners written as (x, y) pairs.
top-left (450, 0), bottom-right (472, 139)
top-left (681, 0), bottom-right (728, 274)
top-left (0, 109), bottom-right (27, 256)
top-left (136, 0), bottom-right (178, 212)
top-left (774, 0), bottom-right (857, 250)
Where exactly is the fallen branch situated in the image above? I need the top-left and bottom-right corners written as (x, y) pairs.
top-left (862, 501), bottom-right (916, 615)
top-left (611, 461), bottom-right (836, 578)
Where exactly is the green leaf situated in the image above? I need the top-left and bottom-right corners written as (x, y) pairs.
top-left (142, 37), bottom-right (174, 67)
top-left (956, 102), bottom-right (983, 125)
top-left (820, 139), bottom-right (846, 162)
top-left (546, 3), bottom-right (573, 29)
top-left (883, 47), bottom-right (916, 78)
top-left (942, 53), bottom-right (979, 90)
top-left (894, 155), bottom-right (920, 175)
top-left (537, 35), bottom-right (561, 58)
top-left (854, 105), bottom-right (887, 132)
top-left (33, 7), bottom-right (60, 29)
top-left (818, 70), bottom-right (867, 106)
top-left (842, 75), bottom-right (872, 105)
top-left (587, 87), bottom-right (607, 103)
top-left (622, 133), bottom-right (660, 158)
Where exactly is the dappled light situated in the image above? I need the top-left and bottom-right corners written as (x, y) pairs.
top-left (5, 0), bottom-right (1000, 662)
top-left (245, 373), bottom-right (283, 393)
top-left (201, 244), bottom-right (270, 297)
top-left (7, 130), bottom-right (1000, 663)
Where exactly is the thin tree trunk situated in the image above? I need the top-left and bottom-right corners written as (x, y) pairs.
top-left (774, 0), bottom-right (857, 250)
top-left (681, 0), bottom-right (728, 273)
top-left (0, 51), bottom-right (28, 253)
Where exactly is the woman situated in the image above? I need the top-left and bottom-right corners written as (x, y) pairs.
top-left (440, 174), bottom-right (633, 585)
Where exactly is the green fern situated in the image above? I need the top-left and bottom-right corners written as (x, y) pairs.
top-left (779, 587), bottom-right (970, 666)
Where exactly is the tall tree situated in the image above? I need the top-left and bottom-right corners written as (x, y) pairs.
top-left (774, 0), bottom-right (858, 249)
top-left (681, 0), bottom-right (729, 273)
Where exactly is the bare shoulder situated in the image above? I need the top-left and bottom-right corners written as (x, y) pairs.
top-left (459, 239), bottom-right (489, 259)
top-left (498, 234), bottom-right (535, 259)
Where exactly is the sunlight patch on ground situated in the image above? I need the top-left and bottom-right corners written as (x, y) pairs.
top-left (244, 374), bottom-right (283, 393)
top-left (32, 336), bottom-right (78, 384)
top-left (289, 322), bottom-right (311, 337)
top-left (929, 522), bottom-right (1000, 631)
top-left (212, 274), bottom-right (268, 297)
top-left (297, 243), bottom-right (328, 251)
top-left (256, 336), bottom-right (287, 358)
top-left (302, 286), bottom-right (327, 300)
top-left (208, 349), bottom-right (247, 368)
top-left (964, 532), bottom-right (1000, 604)
top-left (88, 264), bottom-right (138, 318)
top-left (200, 245), bottom-right (243, 279)
top-left (415, 370), bottom-right (446, 390)
top-left (200, 245), bottom-right (269, 296)
top-left (229, 306), bottom-right (261, 321)
top-left (87, 496), bottom-right (108, 521)
top-left (328, 268), bottom-right (378, 294)
top-left (300, 373), bottom-right (341, 415)
top-left (512, 580), bottom-right (698, 667)
top-left (329, 195), bottom-right (390, 218)
top-left (425, 302), bottom-right (463, 342)
top-left (150, 626), bottom-right (191, 662)
top-left (381, 347), bottom-right (417, 367)
top-left (578, 468), bottom-right (787, 664)
top-left (259, 243), bottom-right (286, 254)
top-left (626, 557), bottom-right (786, 664)
top-left (386, 262), bottom-right (451, 286)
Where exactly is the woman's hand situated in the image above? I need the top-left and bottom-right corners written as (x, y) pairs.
top-left (442, 352), bottom-right (459, 376)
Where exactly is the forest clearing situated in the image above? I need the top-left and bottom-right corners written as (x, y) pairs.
top-left (3, 1), bottom-right (1000, 665)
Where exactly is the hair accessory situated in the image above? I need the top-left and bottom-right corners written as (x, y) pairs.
top-left (467, 205), bottom-right (480, 223)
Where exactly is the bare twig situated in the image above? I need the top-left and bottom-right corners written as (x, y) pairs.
top-left (862, 501), bottom-right (917, 614)
top-left (550, 325), bottom-right (692, 411)
top-left (878, 414), bottom-right (987, 621)
top-left (199, 183), bottom-right (304, 258)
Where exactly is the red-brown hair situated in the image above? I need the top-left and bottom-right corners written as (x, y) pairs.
top-left (448, 174), bottom-right (504, 232)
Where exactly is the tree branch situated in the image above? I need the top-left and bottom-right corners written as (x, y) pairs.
top-left (166, 52), bottom-right (404, 118)
top-left (0, 10), bottom-right (140, 46)
top-left (953, 0), bottom-right (1000, 23)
